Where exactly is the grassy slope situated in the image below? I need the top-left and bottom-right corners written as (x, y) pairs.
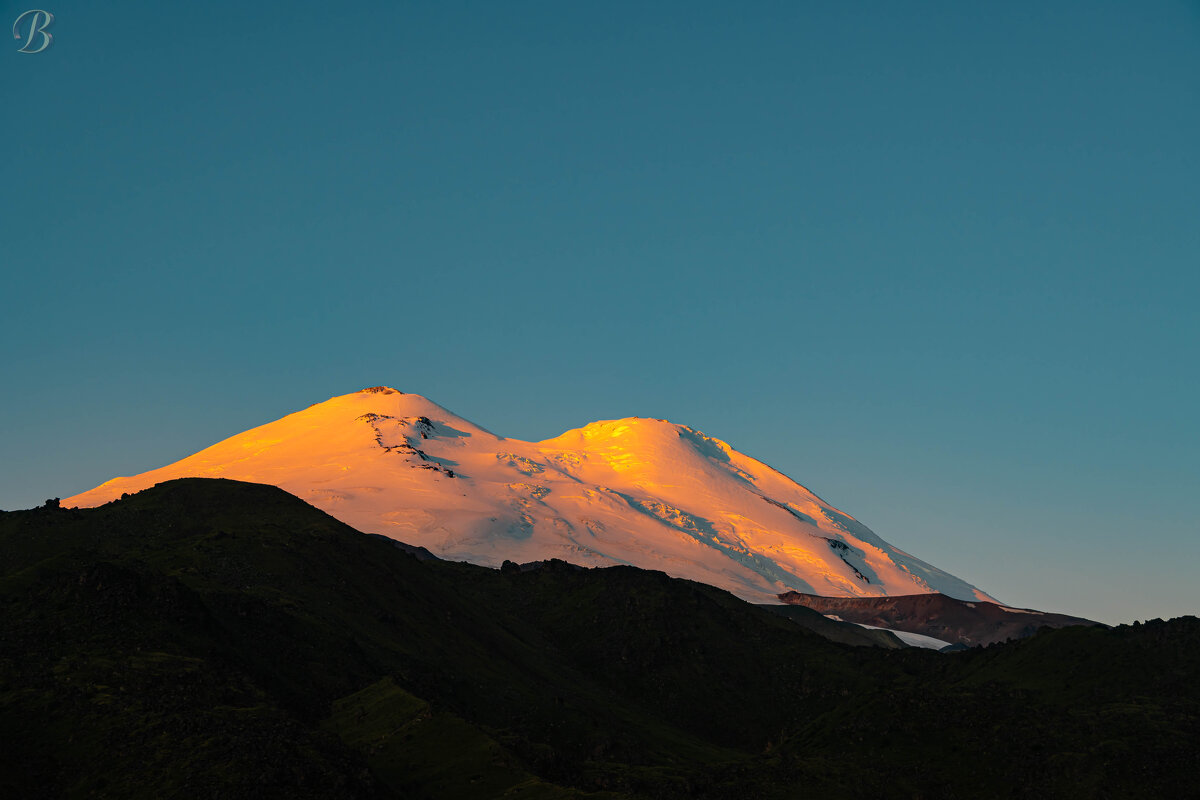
top-left (1, 478), bottom-right (1196, 799)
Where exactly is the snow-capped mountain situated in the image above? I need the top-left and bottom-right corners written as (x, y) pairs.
top-left (63, 387), bottom-right (995, 604)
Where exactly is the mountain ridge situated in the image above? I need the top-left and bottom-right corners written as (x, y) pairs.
top-left (778, 591), bottom-right (1102, 647)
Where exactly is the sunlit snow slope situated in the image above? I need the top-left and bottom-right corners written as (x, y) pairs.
top-left (63, 387), bottom-right (995, 604)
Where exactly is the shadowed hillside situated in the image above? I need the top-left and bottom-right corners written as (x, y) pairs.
top-left (1, 479), bottom-right (1195, 799)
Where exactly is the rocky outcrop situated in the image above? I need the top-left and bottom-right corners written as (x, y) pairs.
top-left (777, 591), bottom-right (1102, 646)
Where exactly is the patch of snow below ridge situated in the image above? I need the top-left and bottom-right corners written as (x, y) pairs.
top-left (854, 624), bottom-right (955, 650)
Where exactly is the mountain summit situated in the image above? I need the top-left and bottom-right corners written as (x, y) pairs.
top-left (63, 387), bottom-right (994, 603)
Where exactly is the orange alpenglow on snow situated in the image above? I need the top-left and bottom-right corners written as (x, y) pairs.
top-left (63, 387), bottom-right (997, 604)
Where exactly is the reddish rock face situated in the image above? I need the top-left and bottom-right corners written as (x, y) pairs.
top-left (777, 591), bottom-right (1101, 647)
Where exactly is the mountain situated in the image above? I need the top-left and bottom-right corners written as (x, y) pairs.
top-left (3, 479), bottom-right (1197, 799)
top-left (63, 387), bottom-right (992, 604)
top-left (779, 591), bottom-right (1101, 647)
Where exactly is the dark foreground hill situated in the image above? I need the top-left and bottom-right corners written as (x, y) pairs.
top-left (778, 591), bottom-right (1100, 646)
top-left (1, 479), bottom-right (1196, 799)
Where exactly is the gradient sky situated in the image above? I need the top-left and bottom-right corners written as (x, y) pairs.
top-left (3, 1), bottom-right (1198, 624)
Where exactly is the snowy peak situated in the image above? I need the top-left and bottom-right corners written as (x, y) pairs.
top-left (544, 416), bottom-right (692, 445)
top-left (62, 388), bottom-right (995, 605)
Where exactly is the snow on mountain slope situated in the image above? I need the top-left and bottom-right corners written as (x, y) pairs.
top-left (851, 624), bottom-right (954, 650)
top-left (63, 387), bottom-right (995, 604)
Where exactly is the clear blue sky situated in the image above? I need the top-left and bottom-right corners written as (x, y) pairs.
top-left (3, 1), bottom-right (1197, 624)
